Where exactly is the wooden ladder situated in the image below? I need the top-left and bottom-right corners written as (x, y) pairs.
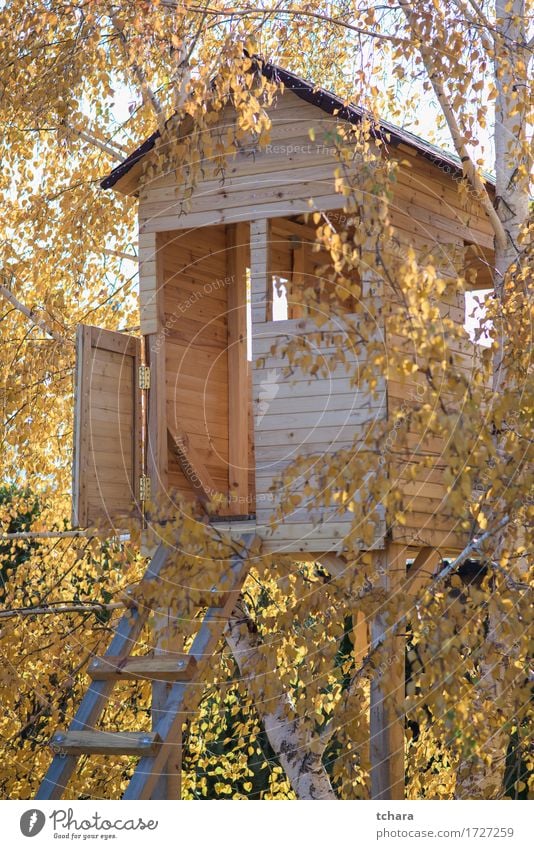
top-left (36, 534), bottom-right (255, 800)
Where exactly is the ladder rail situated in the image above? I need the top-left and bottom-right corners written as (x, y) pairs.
top-left (36, 536), bottom-right (257, 801)
top-left (36, 544), bottom-right (171, 800)
top-left (123, 534), bottom-right (255, 800)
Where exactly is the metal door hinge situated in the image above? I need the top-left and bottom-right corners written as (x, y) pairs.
top-left (138, 365), bottom-right (151, 390)
top-left (139, 475), bottom-right (151, 502)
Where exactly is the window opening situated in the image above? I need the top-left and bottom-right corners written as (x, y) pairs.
top-left (272, 275), bottom-right (289, 321)
top-left (465, 289), bottom-right (492, 347)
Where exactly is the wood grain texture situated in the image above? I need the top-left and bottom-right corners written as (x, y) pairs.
top-left (50, 730), bottom-right (161, 757)
top-left (129, 87), bottom-right (494, 552)
top-left (226, 222), bottom-right (251, 514)
top-left (37, 545), bottom-right (171, 800)
top-left (88, 654), bottom-right (196, 682)
top-left (143, 231), bottom-right (169, 513)
top-left (370, 543), bottom-right (407, 800)
top-left (162, 227), bottom-right (230, 503)
top-left (252, 302), bottom-right (387, 552)
top-left (72, 325), bottom-right (141, 528)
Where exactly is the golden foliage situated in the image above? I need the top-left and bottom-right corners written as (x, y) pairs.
top-left (0, 0), bottom-right (531, 800)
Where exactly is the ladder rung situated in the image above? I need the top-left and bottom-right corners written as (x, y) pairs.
top-left (49, 730), bottom-right (161, 757)
top-left (88, 654), bottom-right (196, 682)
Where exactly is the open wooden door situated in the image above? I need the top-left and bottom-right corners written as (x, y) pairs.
top-left (72, 325), bottom-right (142, 528)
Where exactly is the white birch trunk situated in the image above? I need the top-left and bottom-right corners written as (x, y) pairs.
top-left (457, 1), bottom-right (532, 799)
top-left (492, 0), bottom-right (531, 384)
top-left (226, 608), bottom-right (336, 800)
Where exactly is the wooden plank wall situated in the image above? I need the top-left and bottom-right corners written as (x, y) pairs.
top-left (385, 291), bottom-right (488, 552)
top-left (250, 219), bottom-right (387, 553)
top-left (138, 95), bottom-right (343, 233)
top-left (253, 319), bottom-right (388, 553)
top-left (249, 204), bottom-right (490, 552)
top-left (161, 227), bottom-right (230, 502)
top-left (137, 90), bottom-right (494, 251)
top-left (383, 155), bottom-right (494, 551)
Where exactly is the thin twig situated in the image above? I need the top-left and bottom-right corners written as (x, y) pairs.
top-left (61, 121), bottom-right (124, 160)
top-left (111, 16), bottom-right (163, 117)
top-left (0, 601), bottom-right (126, 621)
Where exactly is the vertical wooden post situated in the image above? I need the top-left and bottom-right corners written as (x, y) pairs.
top-left (249, 218), bottom-right (272, 518)
top-left (370, 542), bottom-right (407, 800)
top-left (151, 608), bottom-right (183, 800)
top-left (227, 223), bottom-right (249, 515)
top-left (71, 325), bottom-right (92, 528)
top-left (141, 230), bottom-right (168, 503)
top-left (353, 610), bottom-right (369, 665)
top-left (139, 228), bottom-right (174, 797)
top-left (250, 219), bottom-right (271, 326)
top-left (315, 553), bottom-right (370, 665)
top-left (289, 238), bottom-right (305, 319)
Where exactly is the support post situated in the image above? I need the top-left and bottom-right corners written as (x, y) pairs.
top-left (143, 231), bottom-right (168, 504)
top-left (139, 230), bottom-right (174, 797)
top-left (227, 223), bottom-right (250, 515)
top-left (151, 607), bottom-right (183, 799)
top-left (353, 610), bottom-right (369, 665)
top-left (370, 542), bottom-right (407, 800)
top-left (289, 237), bottom-right (305, 319)
top-left (250, 218), bottom-right (271, 326)
top-left (405, 546), bottom-right (442, 596)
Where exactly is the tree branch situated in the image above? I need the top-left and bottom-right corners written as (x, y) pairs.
top-left (62, 121), bottom-right (124, 161)
top-left (0, 529), bottom-right (126, 540)
top-left (103, 249), bottom-right (138, 262)
top-left (160, 2), bottom-right (410, 45)
top-left (422, 514), bottom-right (510, 592)
top-left (453, 0), bottom-right (495, 37)
top-left (0, 282), bottom-right (71, 345)
top-left (0, 601), bottom-right (124, 620)
top-left (322, 514), bottom-right (512, 732)
top-left (399, 1), bottom-right (508, 249)
top-left (111, 16), bottom-right (163, 118)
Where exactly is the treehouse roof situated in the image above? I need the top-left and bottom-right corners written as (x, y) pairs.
top-left (102, 58), bottom-right (494, 194)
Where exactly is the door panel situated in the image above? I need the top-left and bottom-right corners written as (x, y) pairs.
top-left (72, 325), bottom-right (141, 527)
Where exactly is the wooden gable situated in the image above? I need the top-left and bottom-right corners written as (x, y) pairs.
top-left (135, 91), bottom-right (344, 233)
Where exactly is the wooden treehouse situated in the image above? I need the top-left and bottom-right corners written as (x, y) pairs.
top-left (38, 62), bottom-right (495, 801)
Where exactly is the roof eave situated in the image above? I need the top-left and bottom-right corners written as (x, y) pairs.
top-left (101, 59), bottom-right (495, 192)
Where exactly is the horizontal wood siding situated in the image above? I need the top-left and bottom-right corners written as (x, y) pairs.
top-left (137, 91), bottom-right (494, 250)
top-left (252, 314), bottom-right (387, 553)
top-left (138, 95), bottom-right (344, 232)
top-left (385, 294), bottom-right (480, 551)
